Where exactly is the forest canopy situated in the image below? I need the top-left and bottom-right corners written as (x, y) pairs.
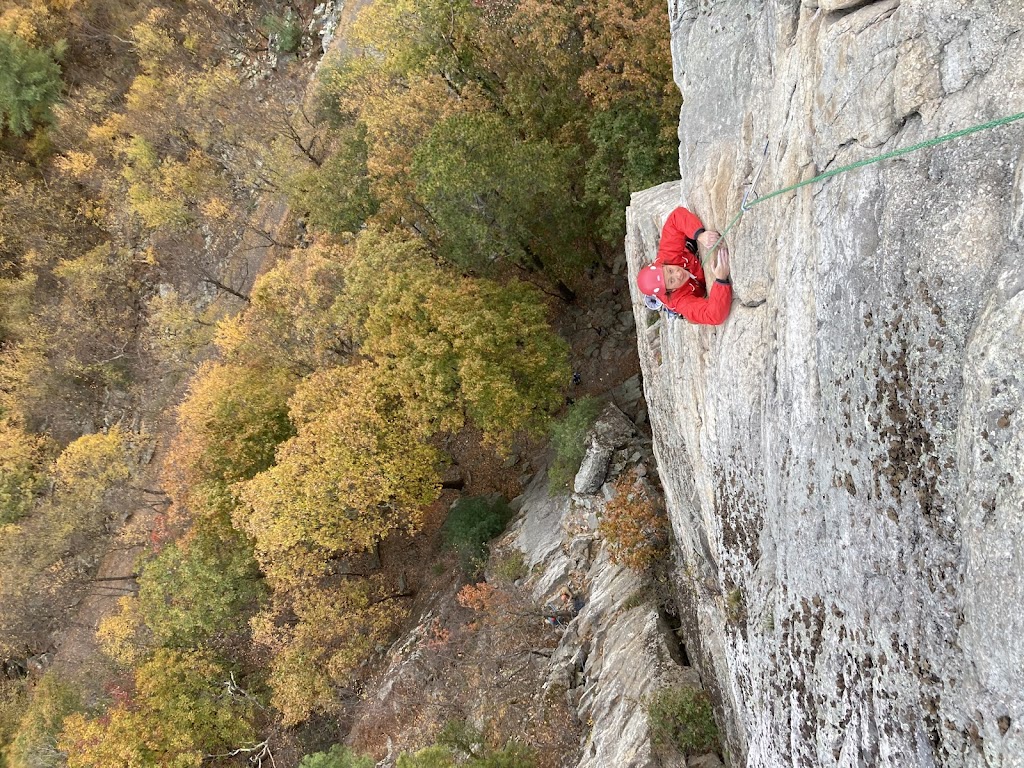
top-left (0, 0), bottom-right (678, 762)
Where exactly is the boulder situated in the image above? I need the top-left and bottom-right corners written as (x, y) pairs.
top-left (573, 404), bottom-right (637, 494)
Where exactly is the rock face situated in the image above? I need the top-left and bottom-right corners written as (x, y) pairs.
top-left (507, 408), bottom-right (702, 768)
top-left (627, 2), bottom-right (1024, 766)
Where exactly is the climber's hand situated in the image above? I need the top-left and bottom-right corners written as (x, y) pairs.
top-left (698, 230), bottom-right (720, 249)
top-left (711, 244), bottom-right (730, 281)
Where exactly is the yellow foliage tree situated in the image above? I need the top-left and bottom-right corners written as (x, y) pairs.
top-left (219, 240), bottom-right (354, 373)
top-left (0, 421), bottom-right (51, 524)
top-left (122, 137), bottom-right (227, 230)
top-left (251, 578), bottom-right (407, 725)
top-left (4, 670), bottom-right (82, 768)
top-left (144, 287), bottom-right (214, 366)
top-left (345, 229), bottom-right (570, 449)
top-left (0, 273), bottom-right (35, 345)
top-left (234, 362), bottom-right (442, 587)
top-left (49, 243), bottom-right (141, 380)
top-left (163, 359), bottom-right (295, 524)
top-left (52, 425), bottom-right (132, 512)
top-left (57, 649), bottom-right (256, 768)
top-left (0, 426), bottom-right (133, 656)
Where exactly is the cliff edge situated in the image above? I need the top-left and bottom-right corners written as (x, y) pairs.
top-left (627, 2), bottom-right (1024, 766)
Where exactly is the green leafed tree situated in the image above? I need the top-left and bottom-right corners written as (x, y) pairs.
top-left (397, 747), bottom-right (456, 768)
top-left (299, 745), bottom-right (375, 768)
top-left (584, 101), bottom-right (680, 243)
top-left (395, 720), bottom-right (538, 767)
top-left (135, 527), bottom-right (266, 650)
top-left (411, 112), bottom-right (586, 288)
top-left (0, 31), bottom-right (62, 136)
top-left (281, 121), bottom-right (379, 235)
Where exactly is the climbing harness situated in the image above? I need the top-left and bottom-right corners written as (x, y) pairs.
top-left (701, 110), bottom-right (1024, 268)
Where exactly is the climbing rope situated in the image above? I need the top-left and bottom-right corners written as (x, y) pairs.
top-left (701, 110), bottom-right (1024, 268)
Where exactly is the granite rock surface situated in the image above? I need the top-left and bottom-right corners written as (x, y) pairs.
top-left (627, 2), bottom-right (1024, 766)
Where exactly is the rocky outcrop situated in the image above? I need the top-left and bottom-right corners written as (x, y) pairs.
top-left (573, 405), bottom-right (639, 493)
top-left (351, 403), bottom-right (706, 767)
top-left (628, 2), bottom-right (1024, 766)
top-left (508, 404), bottom-right (707, 768)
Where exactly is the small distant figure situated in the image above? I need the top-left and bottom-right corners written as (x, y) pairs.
top-left (572, 371), bottom-right (582, 386)
top-left (636, 206), bottom-right (733, 326)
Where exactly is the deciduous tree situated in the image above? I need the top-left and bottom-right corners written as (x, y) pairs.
top-left (0, 427), bottom-right (134, 656)
top-left (280, 121), bottom-right (378, 235)
top-left (136, 527), bottom-right (266, 650)
top-left (351, 0), bottom-right (485, 90)
top-left (0, 421), bottom-right (50, 524)
top-left (4, 671), bottom-right (83, 768)
top-left (345, 228), bottom-right (570, 448)
top-left (47, 243), bottom-right (143, 384)
top-left (221, 240), bottom-right (354, 374)
top-left (251, 577), bottom-right (408, 725)
top-left (143, 287), bottom-right (215, 366)
top-left (234, 362), bottom-right (442, 587)
top-left (163, 359), bottom-right (295, 524)
top-left (411, 112), bottom-right (585, 288)
top-left (57, 649), bottom-right (257, 768)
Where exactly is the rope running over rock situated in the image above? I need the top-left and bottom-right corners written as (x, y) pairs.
top-left (701, 110), bottom-right (1024, 268)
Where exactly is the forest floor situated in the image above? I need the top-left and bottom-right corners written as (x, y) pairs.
top-left (47, 178), bottom-right (297, 690)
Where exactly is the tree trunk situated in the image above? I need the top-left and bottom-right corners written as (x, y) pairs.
top-left (553, 279), bottom-right (576, 303)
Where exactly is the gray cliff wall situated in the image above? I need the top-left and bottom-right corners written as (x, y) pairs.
top-left (628, 1), bottom-right (1024, 766)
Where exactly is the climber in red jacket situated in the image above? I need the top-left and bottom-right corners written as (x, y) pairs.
top-left (636, 206), bottom-right (733, 325)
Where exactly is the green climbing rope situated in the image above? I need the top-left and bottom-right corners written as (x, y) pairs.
top-left (701, 110), bottom-right (1024, 267)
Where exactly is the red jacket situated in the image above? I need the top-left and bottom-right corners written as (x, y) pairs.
top-left (656, 207), bottom-right (732, 325)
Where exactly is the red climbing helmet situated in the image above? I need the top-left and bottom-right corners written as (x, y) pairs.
top-left (636, 263), bottom-right (666, 296)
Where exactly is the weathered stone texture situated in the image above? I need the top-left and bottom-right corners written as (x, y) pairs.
top-left (503, 409), bottom-right (701, 768)
top-left (573, 404), bottom-right (638, 493)
top-left (630, 1), bottom-right (1024, 766)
